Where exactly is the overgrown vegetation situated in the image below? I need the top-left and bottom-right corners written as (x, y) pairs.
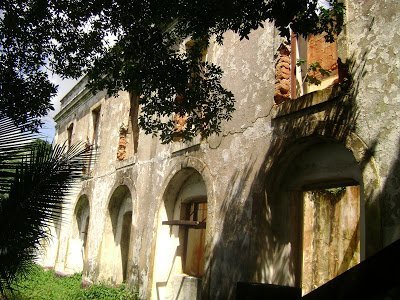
top-left (3, 265), bottom-right (139, 300)
top-left (296, 59), bottom-right (332, 86)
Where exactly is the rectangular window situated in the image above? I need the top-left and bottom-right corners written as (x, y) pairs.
top-left (274, 33), bottom-right (339, 104)
top-left (182, 200), bottom-right (207, 277)
top-left (296, 34), bottom-right (339, 96)
top-left (129, 93), bottom-right (139, 154)
top-left (116, 94), bottom-right (139, 161)
top-left (92, 106), bottom-right (101, 149)
top-left (162, 196), bottom-right (207, 277)
top-left (67, 123), bottom-right (74, 149)
top-left (86, 106), bottom-right (101, 173)
top-left (173, 38), bottom-right (208, 141)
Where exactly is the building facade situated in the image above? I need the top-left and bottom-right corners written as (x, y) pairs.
top-left (39, 1), bottom-right (400, 299)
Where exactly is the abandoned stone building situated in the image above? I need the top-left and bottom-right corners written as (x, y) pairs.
top-left (39, 1), bottom-right (400, 299)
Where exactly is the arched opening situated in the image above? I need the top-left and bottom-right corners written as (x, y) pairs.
top-left (100, 185), bottom-right (133, 283)
top-left (65, 195), bottom-right (90, 273)
top-left (151, 168), bottom-right (207, 300)
top-left (270, 138), bottom-right (363, 295)
top-left (75, 196), bottom-right (90, 263)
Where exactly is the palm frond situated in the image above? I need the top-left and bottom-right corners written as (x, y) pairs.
top-left (0, 116), bottom-right (93, 295)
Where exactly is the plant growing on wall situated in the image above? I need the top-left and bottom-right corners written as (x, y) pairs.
top-left (296, 59), bottom-right (332, 85)
top-left (0, 117), bottom-right (92, 296)
top-left (0, 0), bottom-right (344, 142)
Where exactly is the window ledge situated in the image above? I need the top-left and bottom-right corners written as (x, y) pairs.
top-left (115, 155), bottom-right (137, 170)
top-left (171, 135), bottom-right (202, 157)
top-left (174, 274), bottom-right (202, 281)
top-left (271, 85), bottom-right (342, 119)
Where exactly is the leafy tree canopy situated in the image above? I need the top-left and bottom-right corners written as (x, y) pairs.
top-left (0, 0), bottom-right (344, 142)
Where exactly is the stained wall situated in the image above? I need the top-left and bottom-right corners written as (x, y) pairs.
top-left (38, 1), bottom-right (400, 298)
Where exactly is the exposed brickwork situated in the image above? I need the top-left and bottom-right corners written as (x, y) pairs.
top-left (174, 114), bottom-right (188, 133)
top-left (173, 113), bottom-right (188, 141)
top-left (117, 125), bottom-right (128, 160)
top-left (274, 44), bottom-right (291, 104)
top-left (307, 34), bottom-right (338, 81)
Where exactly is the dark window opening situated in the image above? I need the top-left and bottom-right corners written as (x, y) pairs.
top-left (92, 106), bottom-right (101, 149)
top-left (67, 123), bottom-right (74, 149)
top-left (129, 93), bottom-right (139, 154)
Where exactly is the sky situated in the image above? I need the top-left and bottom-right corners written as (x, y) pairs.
top-left (38, 75), bottom-right (78, 142)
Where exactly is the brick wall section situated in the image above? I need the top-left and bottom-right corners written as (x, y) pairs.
top-left (307, 34), bottom-right (338, 81)
top-left (274, 44), bottom-right (291, 104)
top-left (117, 126), bottom-right (128, 160)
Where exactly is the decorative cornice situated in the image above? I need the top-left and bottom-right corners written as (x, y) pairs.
top-left (54, 85), bottom-right (92, 123)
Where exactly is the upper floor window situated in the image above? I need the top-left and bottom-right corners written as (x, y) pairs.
top-left (129, 93), bottom-right (139, 154)
top-left (173, 38), bottom-right (208, 142)
top-left (67, 123), bottom-right (74, 149)
top-left (274, 32), bottom-right (339, 105)
top-left (117, 93), bottom-right (139, 161)
top-left (92, 106), bottom-right (101, 149)
top-left (85, 106), bottom-right (101, 174)
top-left (295, 33), bottom-right (339, 96)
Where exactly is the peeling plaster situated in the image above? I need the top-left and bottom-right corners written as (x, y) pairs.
top-left (38, 3), bottom-right (400, 298)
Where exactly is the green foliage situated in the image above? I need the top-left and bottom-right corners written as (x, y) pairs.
top-left (325, 186), bottom-right (346, 197)
top-left (296, 58), bottom-right (307, 67)
top-left (79, 283), bottom-right (137, 300)
top-left (0, 0), bottom-right (345, 142)
top-left (296, 59), bottom-right (332, 85)
top-left (0, 117), bottom-right (92, 295)
top-left (5, 265), bottom-right (139, 300)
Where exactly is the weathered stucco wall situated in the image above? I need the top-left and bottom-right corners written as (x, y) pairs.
top-left (39, 1), bottom-right (400, 299)
top-left (346, 0), bottom-right (400, 246)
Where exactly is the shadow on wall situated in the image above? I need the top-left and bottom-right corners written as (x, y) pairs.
top-left (201, 51), bottom-right (384, 299)
top-left (380, 139), bottom-right (400, 246)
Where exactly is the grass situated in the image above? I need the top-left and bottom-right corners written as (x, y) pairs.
top-left (4, 265), bottom-right (139, 300)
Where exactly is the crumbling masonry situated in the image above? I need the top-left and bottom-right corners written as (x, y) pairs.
top-left (39, 1), bottom-right (400, 299)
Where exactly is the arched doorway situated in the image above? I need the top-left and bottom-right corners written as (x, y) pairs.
top-left (100, 185), bottom-right (132, 283)
top-left (270, 138), bottom-right (363, 295)
top-left (66, 195), bottom-right (90, 273)
top-left (151, 168), bottom-right (208, 300)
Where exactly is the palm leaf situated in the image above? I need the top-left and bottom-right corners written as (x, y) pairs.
top-left (0, 117), bottom-right (93, 295)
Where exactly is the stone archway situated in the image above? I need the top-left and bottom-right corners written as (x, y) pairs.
top-left (99, 185), bottom-right (133, 284)
top-left (266, 136), bottom-right (380, 295)
top-left (151, 168), bottom-right (208, 300)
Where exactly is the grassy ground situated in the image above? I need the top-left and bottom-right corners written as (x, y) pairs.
top-left (4, 265), bottom-right (139, 300)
